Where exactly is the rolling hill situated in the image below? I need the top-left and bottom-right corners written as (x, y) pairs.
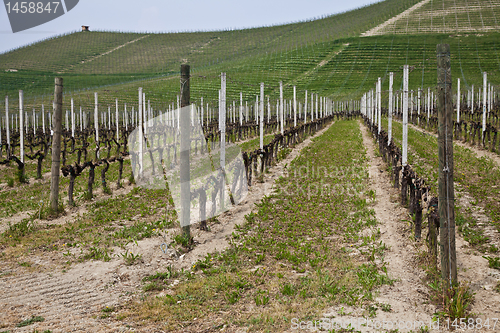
top-left (0, 0), bottom-right (499, 111)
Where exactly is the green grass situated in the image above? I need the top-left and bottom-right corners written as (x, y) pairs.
top-left (16, 316), bottom-right (44, 327)
top-left (237, 133), bottom-right (276, 153)
top-left (118, 120), bottom-right (393, 332)
top-left (3, 30), bottom-right (500, 122)
top-left (0, 0), bottom-right (423, 104)
top-left (0, 185), bottom-right (176, 266)
top-left (382, 117), bottom-right (500, 250)
top-left (372, 0), bottom-right (500, 35)
top-left (0, 0), bottom-right (419, 92)
top-left (483, 255), bottom-right (500, 269)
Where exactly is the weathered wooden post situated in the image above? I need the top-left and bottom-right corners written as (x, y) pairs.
top-left (116, 98), bottom-right (119, 141)
top-left (279, 81), bottom-right (284, 135)
top-left (388, 72), bottom-right (393, 145)
top-left (94, 92), bottom-right (99, 158)
top-left (219, 73), bottom-right (226, 211)
top-left (5, 96), bottom-right (10, 156)
top-left (71, 98), bottom-right (75, 138)
top-left (401, 66), bottom-right (409, 206)
top-left (482, 72), bottom-right (487, 145)
top-left (304, 90), bottom-right (308, 123)
top-left (437, 44), bottom-right (457, 285)
top-left (377, 77), bottom-right (382, 135)
top-left (124, 104), bottom-right (128, 131)
top-left (138, 88), bottom-right (143, 174)
top-left (402, 65), bottom-right (409, 167)
top-left (260, 83), bottom-right (264, 150)
top-left (50, 78), bottom-right (63, 212)
top-left (19, 91), bottom-right (24, 166)
top-left (457, 78), bottom-right (461, 124)
top-left (79, 106), bottom-right (82, 132)
top-left (239, 92), bottom-right (243, 126)
top-left (180, 64), bottom-right (191, 240)
top-left (427, 88), bottom-right (431, 125)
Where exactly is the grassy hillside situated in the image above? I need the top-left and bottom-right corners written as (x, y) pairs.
top-left (2, 32), bottom-right (500, 115)
top-left (366, 0), bottom-right (500, 35)
top-left (0, 0), bottom-right (500, 114)
top-left (0, 0), bottom-right (420, 96)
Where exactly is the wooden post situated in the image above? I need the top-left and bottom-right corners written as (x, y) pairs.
top-left (260, 83), bottom-right (264, 150)
top-left (457, 78), bottom-right (461, 123)
top-left (402, 65), bottom-right (409, 167)
top-left (388, 73), bottom-right (393, 145)
top-left (220, 72), bottom-right (226, 190)
top-left (19, 91), bottom-right (24, 165)
top-left (267, 96), bottom-right (270, 123)
top-left (315, 93), bottom-right (318, 121)
top-left (5, 96), bottom-right (9, 155)
top-left (427, 87), bottom-right (431, 124)
top-left (482, 72), bottom-right (487, 143)
top-left (311, 93), bottom-right (314, 121)
top-left (377, 77), bottom-right (382, 135)
top-left (124, 104), bottom-right (128, 131)
top-left (471, 85), bottom-right (474, 113)
top-left (116, 99), bottom-right (119, 141)
top-left (180, 64), bottom-right (191, 240)
top-left (138, 89), bottom-right (143, 174)
top-left (437, 44), bottom-right (457, 285)
top-left (279, 81), bottom-right (284, 134)
top-left (71, 98), bottom-right (75, 138)
top-left (50, 78), bottom-right (63, 211)
top-left (239, 93), bottom-right (243, 126)
top-left (108, 105), bottom-right (111, 130)
top-left (94, 93), bottom-right (99, 158)
top-left (304, 90), bottom-right (308, 123)
top-left (293, 86), bottom-right (297, 127)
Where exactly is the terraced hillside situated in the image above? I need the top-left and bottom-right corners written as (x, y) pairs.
top-left (0, 0), bottom-right (420, 97)
top-left (364, 0), bottom-right (500, 35)
top-left (0, 0), bottom-right (500, 111)
top-left (1, 1), bottom-right (500, 332)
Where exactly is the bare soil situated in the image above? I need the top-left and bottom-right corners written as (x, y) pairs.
top-left (341, 121), bottom-right (500, 332)
top-left (0, 123), bottom-right (334, 333)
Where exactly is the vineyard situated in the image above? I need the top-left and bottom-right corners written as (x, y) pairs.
top-left (1, 0), bottom-right (500, 332)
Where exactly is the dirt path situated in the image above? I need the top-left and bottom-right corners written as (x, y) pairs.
top-left (327, 121), bottom-right (434, 332)
top-left (356, 121), bottom-right (500, 332)
top-left (282, 44), bottom-right (349, 91)
top-left (407, 123), bottom-right (500, 251)
top-left (361, 0), bottom-right (432, 36)
top-left (174, 122), bottom-right (335, 271)
top-left (404, 125), bottom-right (500, 330)
top-left (58, 35), bottom-right (150, 73)
top-left (409, 123), bottom-right (500, 169)
top-left (0, 122), bottom-right (335, 333)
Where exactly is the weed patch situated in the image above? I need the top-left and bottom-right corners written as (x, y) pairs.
top-left (120, 120), bottom-right (391, 331)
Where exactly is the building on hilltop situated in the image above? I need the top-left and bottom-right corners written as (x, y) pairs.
top-left (82, 26), bottom-right (89, 32)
